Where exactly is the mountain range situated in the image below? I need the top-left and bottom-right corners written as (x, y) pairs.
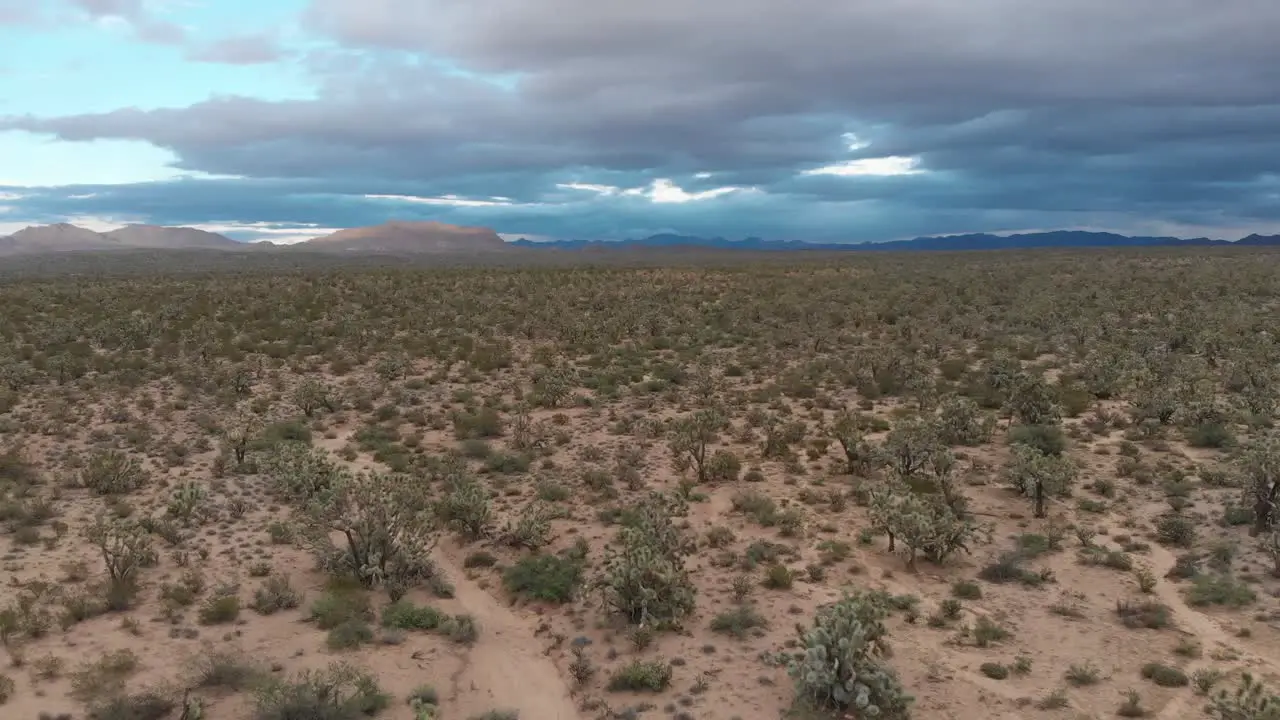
top-left (3, 222), bottom-right (1279, 257)
top-left (507, 230), bottom-right (1280, 251)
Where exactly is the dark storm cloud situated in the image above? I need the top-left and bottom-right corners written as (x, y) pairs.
top-left (4, 0), bottom-right (1280, 240)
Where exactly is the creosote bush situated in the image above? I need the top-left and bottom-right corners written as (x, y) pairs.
top-left (80, 449), bottom-right (148, 495)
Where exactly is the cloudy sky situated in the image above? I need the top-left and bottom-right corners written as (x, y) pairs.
top-left (1, 0), bottom-right (1278, 244)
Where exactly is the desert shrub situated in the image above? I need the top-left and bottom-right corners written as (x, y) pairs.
top-left (198, 586), bottom-right (242, 625)
top-left (309, 588), bottom-right (374, 630)
top-left (606, 659), bottom-right (672, 692)
top-left (1188, 422), bottom-right (1235, 449)
top-left (439, 613), bottom-right (480, 644)
top-left (70, 649), bottom-right (140, 701)
top-left (503, 552), bottom-right (584, 603)
top-left (709, 604), bottom-right (768, 639)
top-left (788, 591), bottom-right (912, 718)
top-left (380, 599), bottom-right (444, 631)
top-left (1141, 662), bottom-right (1189, 687)
top-left (731, 489), bottom-right (779, 525)
top-left (1008, 423), bottom-right (1067, 457)
top-left (326, 619), bottom-right (374, 650)
top-left (1155, 514), bottom-right (1197, 548)
top-left (597, 493), bottom-right (696, 626)
top-left (979, 663), bottom-right (1009, 680)
top-left (1185, 574), bottom-right (1256, 607)
top-left (81, 450), bottom-right (148, 495)
top-left (1115, 599), bottom-right (1172, 629)
top-left (706, 449), bottom-right (742, 483)
top-left (252, 574), bottom-right (302, 615)
top-left (253, 662), bottom-right (389, 720)
top-left (452, 407), bottom-right (504, 439)
top-left (87, 690), bottom-right (175, 720)
top-left (190, 648), bottom-right (266, 690)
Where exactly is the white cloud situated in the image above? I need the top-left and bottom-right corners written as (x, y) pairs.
top-left (803, 156), bottom-right (922, 177)
top-left (0, 192), bottom-right (23, 201)
top-left (558, 178), bottom-right (752, 202)
top-left (364, 193), bottom-right (518, 207)
top-left (557, 182), bottom-right (619, 195)
top-left (623, 178), bottom-right (754, 203)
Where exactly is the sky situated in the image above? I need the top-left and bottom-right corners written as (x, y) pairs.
top-left (1, 0), bottom-right (1279, 244)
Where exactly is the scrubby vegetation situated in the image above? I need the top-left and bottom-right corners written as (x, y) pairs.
top-left (2, 248), bottom-right (1280, 718)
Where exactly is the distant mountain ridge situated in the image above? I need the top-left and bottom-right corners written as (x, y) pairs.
top-left (0, 223), bottom-right (246, 255)
top-left (300, 221), bottom-right (508, 253)
top-left (4, 223), bottom-right (1280, 257)
top-left (509, 230), bottom-right (1280, 252)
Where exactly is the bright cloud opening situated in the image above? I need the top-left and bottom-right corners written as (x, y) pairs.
top-left (623, 178), bottom-right (753, 204)
top-left (803, 156), bottom-right (923, 177)
top-left (557, 182), bottom-right (619, 195)
top-left (364, 193), bottom-right (517, 207)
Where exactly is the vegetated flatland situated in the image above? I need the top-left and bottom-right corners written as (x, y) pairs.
top-left (3, 248), bottom-right (1280, 720)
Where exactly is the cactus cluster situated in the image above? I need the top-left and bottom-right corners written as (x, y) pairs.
top-left (1210, 673), bottom-right (1280, 720)
top-left (788, 591), bottom-right (912, 718)
top-left (598, 492), bottom-right (696, 626)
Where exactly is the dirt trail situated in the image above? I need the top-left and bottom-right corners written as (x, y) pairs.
top-left (1147, 544), bottom-right (1280, 720)
top-left (434, 545), bottom-right (584, 720)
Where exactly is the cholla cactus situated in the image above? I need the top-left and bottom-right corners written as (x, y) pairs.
top-left (503, 500), bottom-right (553, 549)
top-left (869, 483), bottom-right (980, 569)
top-left (597, 492), bottom-right (695, 626)
top-left (936, 395), bottom-right (994, 446)
top-left (308, 470), bottom-right (438, 598)
top-left (789, 592), bottom-right (912, 718)
top-left (1004, 443), bottom-right (1077, 518)
top-left (436, 476), bottom-right (492, 540)
top-left (259, 442), bottom-right (346, 504)
top-left (167, 481), bottom-right (208, 524)
top-left (1210, 673), bottom-right (1280, 720)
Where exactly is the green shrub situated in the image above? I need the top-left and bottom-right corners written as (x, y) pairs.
top-left (309, 588), bottom-right (374, 630)
top-left (87, 690), bottom-right (175, 720)
top-left (326, 619), bottom-right (374, 650)
top-left (253, 662), bottom-right (390, 720)
top-left (709, 604), bottom-right (768, 639)
top-left (1141, 662), bottom-right (1189, 688)
top-left (1155, 514), bottom-right (1196, 548)
top-left (979, 663), bottom-right (1009, 680)
top-left (1185, 574), bottom-right (1256, 608)
top-left (606, 659), bottom-right (672, 692)
top-left (381, 599), bottom-right (444, 631)
top-left (81, 450), bottom-right (148, 495)
top-left (502, 553), bottom-right (583, 603)
top-left (198, 589), bottom-right (241, 625)
top-left (252, 574), bottom-right (302, 615)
